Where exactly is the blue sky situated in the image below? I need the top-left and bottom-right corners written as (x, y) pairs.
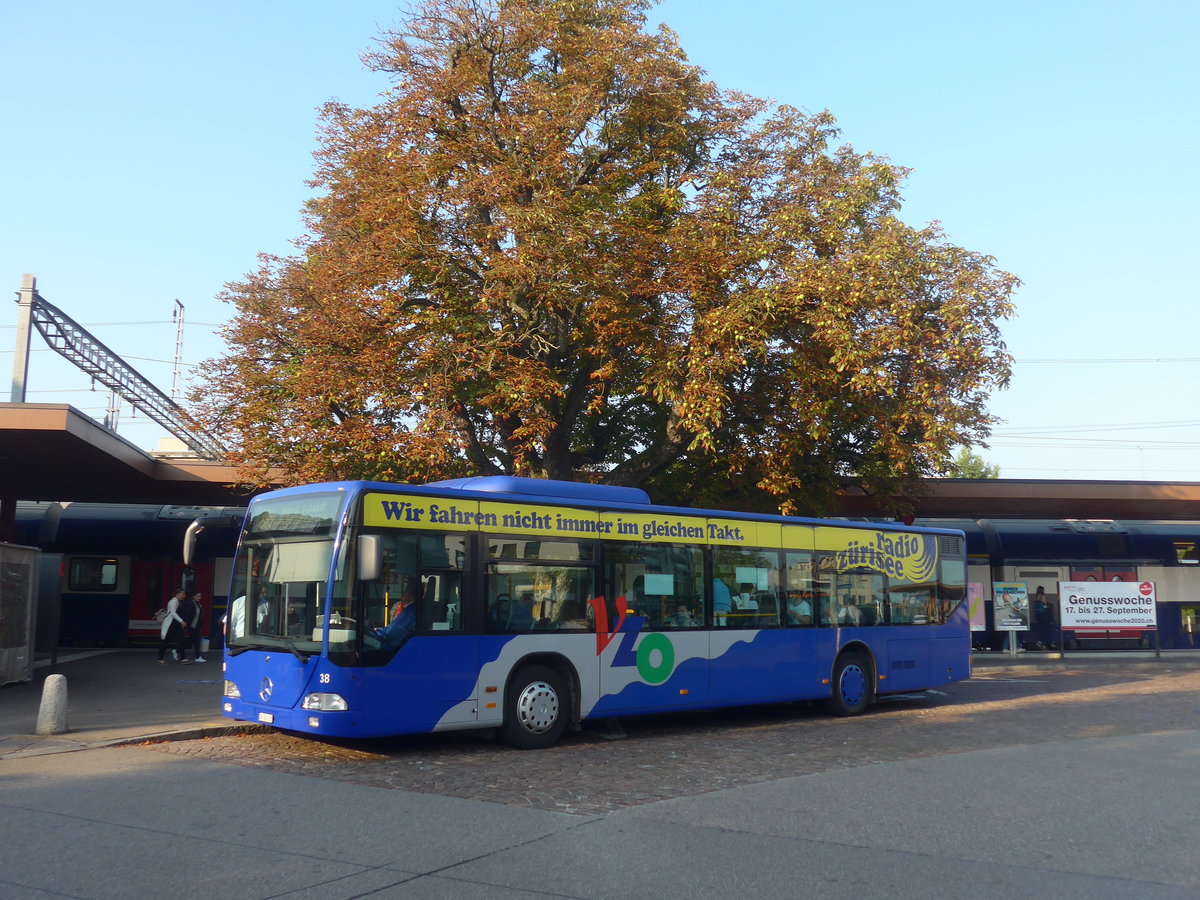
top-left (3, 1), bottom-right (1197, 480)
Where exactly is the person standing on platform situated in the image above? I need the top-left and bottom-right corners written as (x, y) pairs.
top-left (185, 591), bottom-right (207, 663)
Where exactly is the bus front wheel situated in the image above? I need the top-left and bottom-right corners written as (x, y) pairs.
top-left (500, 664), bottom-right (569, 749)
top-left (826, 651), bottom-right (874, 716)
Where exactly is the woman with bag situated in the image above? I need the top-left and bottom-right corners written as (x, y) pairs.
top-left (156, 588), bottom-right (190, 664)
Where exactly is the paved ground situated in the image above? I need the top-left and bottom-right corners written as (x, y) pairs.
top-left (147, 659), bottom-right (1200, 815)
top-left (0, 649), bottom-right (232, 758)
top-left (5, 652), bottom-right (1200, 898)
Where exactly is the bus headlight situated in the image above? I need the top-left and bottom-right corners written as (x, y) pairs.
top-left (302, 692), bottom-right (348, 711)
top-left (224, 680), bottom-right (241, 698)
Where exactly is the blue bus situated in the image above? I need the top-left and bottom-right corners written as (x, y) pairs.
top-left (203, 477), bottom-right (970, 748)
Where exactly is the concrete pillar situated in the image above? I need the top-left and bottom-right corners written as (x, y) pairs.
top-left (35, 673), bottom-right (68, 735)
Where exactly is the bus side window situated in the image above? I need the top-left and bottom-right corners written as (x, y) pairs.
top-left (419, 573), bottom-right (463, 632)
top-left (812, 554), bottom-right (835, 625)
top-left (713, 548), bottom-right (780, 629)
top-left (488, 593), bottom-right (512, 631)
top-left (607, 543), bottom-right (703, 632)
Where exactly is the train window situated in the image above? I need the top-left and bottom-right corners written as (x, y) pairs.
top-left (69, 557), bottom-right (119, 592)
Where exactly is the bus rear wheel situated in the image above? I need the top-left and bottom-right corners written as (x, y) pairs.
top-left (826, 650), bottom-right (874, 716)
top-left (500, 664), bottom-right (569, 749)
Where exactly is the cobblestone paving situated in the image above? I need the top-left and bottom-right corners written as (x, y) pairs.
top-left (149, 664), bottom-right (1200, 816)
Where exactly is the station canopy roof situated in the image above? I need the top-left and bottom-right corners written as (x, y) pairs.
top-left (0, 404), bottom-right (252, 505)
top-left (836, 478), bottom-right (1200, 522)
top-left (2, 402), bottom-right (1199, 519)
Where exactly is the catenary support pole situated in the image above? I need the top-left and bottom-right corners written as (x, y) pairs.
top-left (10, 273), bottom-right (36, 402)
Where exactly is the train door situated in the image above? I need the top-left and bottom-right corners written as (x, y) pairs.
top-left (1002, 565), bottom-right (1067, 650)
top-left (130, 560), bottom-right (165, 643)
top-left (203, 556), bottom-right (235, 650)
top-left (130, 560), bottom-right (210, 645)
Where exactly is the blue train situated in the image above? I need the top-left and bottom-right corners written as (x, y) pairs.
top-left (10, 502), bottom-right (1199, 653)
top-left (12, 502), bottom-right (244, 650)
top-left (932, 518), bottom-right (1200, 651)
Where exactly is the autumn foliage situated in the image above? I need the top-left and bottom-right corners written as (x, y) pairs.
top-left (193, 0), bottom-right (1017, 514)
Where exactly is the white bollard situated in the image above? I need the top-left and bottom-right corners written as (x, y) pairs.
top-left (35, 674), bottom-right (69, 735)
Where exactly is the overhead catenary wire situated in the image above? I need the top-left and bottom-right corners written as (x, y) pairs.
top-left (992, 419), bottom-right (1200, 435)
top-left (1015, 357), bottom-right (1200, 364)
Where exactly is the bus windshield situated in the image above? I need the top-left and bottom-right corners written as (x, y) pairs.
top-left (227, 492), bottom-right (347, 658)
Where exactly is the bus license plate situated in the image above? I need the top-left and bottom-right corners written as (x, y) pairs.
top-left (257, 712), bottom-right (274, 724)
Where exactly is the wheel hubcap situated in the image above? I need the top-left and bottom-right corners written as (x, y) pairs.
top-left (515, 680), bottom-right (560, 734)
top-left (841, 664), bottom-right (866, 705)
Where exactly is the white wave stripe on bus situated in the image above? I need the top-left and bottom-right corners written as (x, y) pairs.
top-left (584, 630), bottom-right (752, 716)
top-left (434, 630), bottom-right (760, 729)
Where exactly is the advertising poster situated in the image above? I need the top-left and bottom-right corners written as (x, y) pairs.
top-left (992, 582), bottom-right (1029, 631)
top-left (1059, 581), bottom-right (1157, 629)
top-left (968, 582), bottom-right (986, 632)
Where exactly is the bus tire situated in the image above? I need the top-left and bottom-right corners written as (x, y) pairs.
top-left (500, 664), bottom-right (569, 749)
top-left (826, 650), bottom-right (874, 716)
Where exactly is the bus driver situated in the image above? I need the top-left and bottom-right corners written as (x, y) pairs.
top-left (372, 583), bottom-right (420, 650)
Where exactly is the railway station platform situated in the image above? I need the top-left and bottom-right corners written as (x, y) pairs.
top-left (0, 649), bottom-right (235, 759)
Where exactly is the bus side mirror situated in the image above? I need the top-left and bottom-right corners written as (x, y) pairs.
top-left (359, 534), bottom-right (382, 581)
top-left (183, 514), bottom-right (243, 566)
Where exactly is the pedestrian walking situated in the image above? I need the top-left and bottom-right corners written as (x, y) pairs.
top-left (157, 588), bottom-right (190, 664)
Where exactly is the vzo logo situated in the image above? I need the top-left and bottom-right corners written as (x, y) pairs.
top-left (587, 597), bottom-right (675, 685)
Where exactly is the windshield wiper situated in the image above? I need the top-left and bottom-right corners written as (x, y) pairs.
top-left (279, 637), bottom-right (311, 663)
top-left (227, 637), bottom-right (310, 662)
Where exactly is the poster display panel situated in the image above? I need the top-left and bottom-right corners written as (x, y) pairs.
top-left (992, 582), bottom-right (1029, 631)
top-left (1059, 581), bottom-right (1157, 629)
top-left (969, 582), bottom-right (986, 632)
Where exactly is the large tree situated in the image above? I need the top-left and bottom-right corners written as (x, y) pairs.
top-left (945, 447), bottom-right (1002, 479)
top-left (194, 0), bottom-right (1017, 513)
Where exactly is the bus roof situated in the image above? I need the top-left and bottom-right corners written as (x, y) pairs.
top-left (252, 478), bottom-right (965, 538)
top-left (429, 476), bottom-right (651, 506)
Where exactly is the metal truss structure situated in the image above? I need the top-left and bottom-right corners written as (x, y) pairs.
top-left (17, 284), bottom-right (227, 459)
